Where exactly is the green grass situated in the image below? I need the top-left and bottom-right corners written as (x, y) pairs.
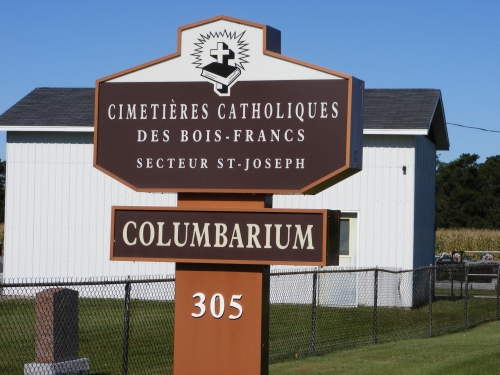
top-left (0, 298), bottom-right (175, 375)
top-left (269, 296), bottom-right (499, 362)
top-left (1, 296), bottom-right (499, 374)
top-left (269, 320), bottom-right (500, 375)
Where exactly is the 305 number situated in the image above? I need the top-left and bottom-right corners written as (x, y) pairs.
top-left (191, 293), bottom-right (243, 320)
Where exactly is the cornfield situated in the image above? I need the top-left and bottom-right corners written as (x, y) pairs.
top-left (436, 229), bottom-right (500, 259)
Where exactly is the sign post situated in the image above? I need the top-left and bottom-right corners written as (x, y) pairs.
top-left (174, 263), bottom-right (270, 375)
top-left (94, 15), bottom-right (363, 374)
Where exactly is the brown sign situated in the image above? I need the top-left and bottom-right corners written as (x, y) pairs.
top-left (99, 17), bottom-right (359, 374)
top-left (94, 16), bottom-right (364, 195)
top-left (174, 264), bottom-right (269, 375)
top-left (111, 206), bottom-right (339, 266)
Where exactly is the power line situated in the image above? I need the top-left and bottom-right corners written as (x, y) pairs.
top-left (447, 122), bottom-right (500, 134)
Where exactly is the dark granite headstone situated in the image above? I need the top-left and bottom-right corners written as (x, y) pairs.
top-left (35, 288), bottom-right (79, 363)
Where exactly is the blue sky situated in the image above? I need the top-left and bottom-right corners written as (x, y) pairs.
top-left (1, 1), bottom-right (499, 163)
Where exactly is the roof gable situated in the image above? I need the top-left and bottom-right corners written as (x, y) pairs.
top-left (364, 89), bottom-right (449, 150)
top-left (102, 15), bottom-right (349, 87)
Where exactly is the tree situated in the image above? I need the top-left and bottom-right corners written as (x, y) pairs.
top-left (478, 155), bottom-right (500, 229)
top-left (436, 154), bottom-right (500, 229)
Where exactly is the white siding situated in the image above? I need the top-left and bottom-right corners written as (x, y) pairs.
top-left (274, 134), bottom-right (416, 270)
top-left (413, 135), bottom-right (436, 268)
top-left (4, 132), bottom-right (431, 280)
top-left (4, 132), bottom-right (176, 279)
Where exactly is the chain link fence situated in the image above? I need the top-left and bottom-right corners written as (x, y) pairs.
top-left (0, 276), bottom-right (175, 375)
top-left (1, 264), bottom-right (499, 374)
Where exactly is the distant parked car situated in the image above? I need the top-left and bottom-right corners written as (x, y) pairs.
top-left (482, 253), bottom-right (494, 261)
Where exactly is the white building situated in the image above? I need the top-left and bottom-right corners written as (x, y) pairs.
top-left (276, 89), bottom-right (449, 271)
top-left (0, 87), bottom-right (448, 280)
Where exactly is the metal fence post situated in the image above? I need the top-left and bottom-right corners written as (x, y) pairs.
top-left (428, 267), bottom-right (433, 337)
top-left (450, 265), bottom-right (454, 297)
top-left (310, 270), bottom-right (318, 356)
top-left (463, 265), bottom-right (469, 331)
top-left (496, 265), bottom-right (500, 321)
top-left (122, 277), bottom-right (132, 375)
top-left (460, 266), bottom-right (464, 298)
top-left (373, 267), bottom-right (378, 344)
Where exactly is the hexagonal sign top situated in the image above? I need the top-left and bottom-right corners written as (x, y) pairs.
top-left (94, 16), bottom-right (363, 194)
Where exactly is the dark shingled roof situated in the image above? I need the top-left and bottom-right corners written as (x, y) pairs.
top-left (0, 88), bottom-right (94, 126)
top-left (0, 87), bottom-right (449, 149)
top-left (364, 89), bottom-right (440, 130)
top-left (364, 88), bottom-right (448, 150)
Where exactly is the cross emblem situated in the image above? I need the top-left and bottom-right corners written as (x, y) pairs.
top-left (210, 42), bottom-right (235, 65)
top-left (199, 39), bottom-right (242, 96)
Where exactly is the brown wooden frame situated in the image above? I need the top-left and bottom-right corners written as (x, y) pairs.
top-left (110, 205), bottom-right (338, 266)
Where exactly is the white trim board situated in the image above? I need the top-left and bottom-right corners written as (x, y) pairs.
top-left (0, 126), bottom-right (94, 132)
top-left (363, 129), bottom-right (428, 135)
top-left (0, 127), bottom-right (428, 135)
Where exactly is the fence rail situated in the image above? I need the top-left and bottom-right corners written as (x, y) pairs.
top-left (1, 264), bottom-right (499, 375)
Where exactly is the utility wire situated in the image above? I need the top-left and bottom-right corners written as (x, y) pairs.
top-left (447, 122), bottom-right (500, 134)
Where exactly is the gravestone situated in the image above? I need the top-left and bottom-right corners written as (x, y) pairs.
top-left (24, 288), bottom-right (89, 375)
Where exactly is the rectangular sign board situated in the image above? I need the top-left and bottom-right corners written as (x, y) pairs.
top-left (111, 206), bottom-right (339, 266)
top-left (96, 79), bottom-right (362, 194)
top-left (174, 264), bottom-right (269, 375)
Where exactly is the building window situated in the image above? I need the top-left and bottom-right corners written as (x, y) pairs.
top-left (339, 212), bottom-right (357, 259)
top-left (340, 219), bottom-right (350, 256)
